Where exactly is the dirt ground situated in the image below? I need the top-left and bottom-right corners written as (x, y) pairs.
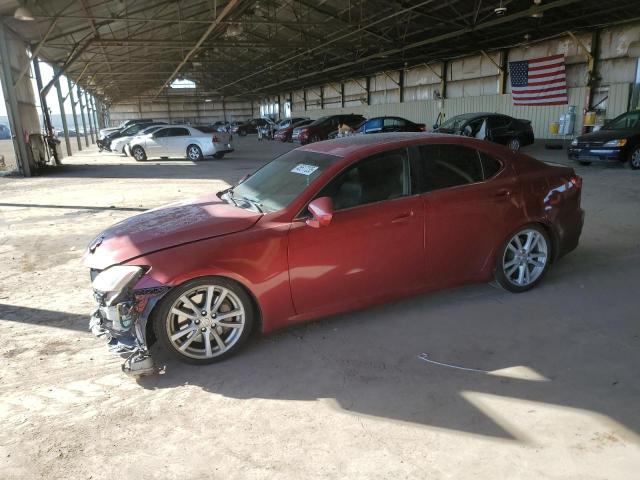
top-left (0, 136), bottom-right (639, 480)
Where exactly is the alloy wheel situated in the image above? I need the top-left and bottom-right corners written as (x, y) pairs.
top-left (630, 148), bottom-right (640, 170)
top-left (166, 285), bottom-right (246, 360)
top-left (187, 145), bottom-right (202, 161)
top-left (508, 137), bottom-right (521, 151)
top-left (502, 229), bottom-right (548, 287)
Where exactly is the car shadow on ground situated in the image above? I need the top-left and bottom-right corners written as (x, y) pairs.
top-left (135, 260), bottom-right (640, 442)
top-left (0, 303), bottom-right (89, 332)
top-left (36, 163), bottom-right (255, 183)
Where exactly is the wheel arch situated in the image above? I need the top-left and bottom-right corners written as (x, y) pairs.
top-left (487, 219), bottom-right (560, 277)
top-left (145, 272), bottom-right (264, 346)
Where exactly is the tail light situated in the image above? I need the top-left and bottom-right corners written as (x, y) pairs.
top-left (570, 175), bottom-right (582, 189)
top-left (212, 135), bottom-right (219, 143)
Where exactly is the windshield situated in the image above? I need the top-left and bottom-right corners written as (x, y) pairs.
top-left (139, 125), bottom-right (162, 135)
top-left (440, 114), bottom-right (476, 130)
top-left (230, 150), bottom-right (341, 213)
top-left (604, 111), bottom-right (640, 130)
top-left (123, 124), bottom-right (150, 135)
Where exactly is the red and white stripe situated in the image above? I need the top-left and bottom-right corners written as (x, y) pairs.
top-left (512, 54), bottom-right (568, 106)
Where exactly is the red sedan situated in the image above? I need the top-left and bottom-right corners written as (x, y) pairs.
top-left (85, 133), bottom-right (584, 374)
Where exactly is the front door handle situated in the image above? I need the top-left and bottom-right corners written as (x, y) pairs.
top-left (391, 211), bottom-right (414, 224)
top-left (495, 189), bottom-right (512, 200)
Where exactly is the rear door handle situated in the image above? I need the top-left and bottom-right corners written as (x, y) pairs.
top-left (391, 211), bottom-right (414, 223)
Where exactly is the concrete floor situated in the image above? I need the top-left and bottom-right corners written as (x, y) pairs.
top-left (0, 137), bottom-right (639, 479)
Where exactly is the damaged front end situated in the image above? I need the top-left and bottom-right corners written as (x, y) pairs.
top-left (89, 265), bottom-right (169, 376)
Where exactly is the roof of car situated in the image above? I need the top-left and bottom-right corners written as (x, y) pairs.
top-left (298, 132), bottom-right (516, 159)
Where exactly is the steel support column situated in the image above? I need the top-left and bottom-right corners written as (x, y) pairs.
top-left (499, 50), bottom-right (508, 95)
top-left (399, 69), bottom-right (405, 103)
top-left (320, 87), bottom-right (324, 109)
top-left (33, 57), bottom-right (60, 165)
top-left (84, 90), bottom-right (95, 143)
top-left (341, 83), bottom-right (345, 108)
top-left (366, 76), bottom-right (371, 105)
top-left (440, 61), bottom-right (448, 100)
top-left (222, 96), bottom-right (227, 122)
top-left (77, 86), bottom-right (89, 147)
top-left (0, 23), bottom-right (30, 176)
top-left (67, 78), bottom-right (82, 151)
top-left (54, 75), bottom-right (72, 156)
top-left (91, 96), bottom-right (99, 131)
top-left (303, 88), bottom-right (307, 111)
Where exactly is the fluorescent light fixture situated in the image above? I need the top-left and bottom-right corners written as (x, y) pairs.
top-left (14, 6), bottom-right (35, 21)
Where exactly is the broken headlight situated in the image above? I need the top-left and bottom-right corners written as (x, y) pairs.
top-left (92, 265), bottom-right (147, 306)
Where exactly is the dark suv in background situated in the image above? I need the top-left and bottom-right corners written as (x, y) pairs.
top-left (293, 114), bottom-right (365, 144)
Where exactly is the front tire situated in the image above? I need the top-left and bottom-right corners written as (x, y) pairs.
top-left (131, 145), bottom-right (147, 162)
top-left (494, 225), bottom-right (551, 293)
top-left (627, 147), bottom-right (640, 170)
top-left (187, 144), bottom-right (203, 161)
top-left (153, 277), bottom-right (255, 364)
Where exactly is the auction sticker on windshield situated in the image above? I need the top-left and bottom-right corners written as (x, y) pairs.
top-left (291, 164), bottom-right (319, 176)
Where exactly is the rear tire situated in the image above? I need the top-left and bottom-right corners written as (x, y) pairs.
top-left (494, 225), bottom-right (551, 293)
top-left (627, 147), bottom-right (640, 170)
top-left (187, 144), bottom-right (203, 161)
top-left (131, 146), bottom-right (146, 162)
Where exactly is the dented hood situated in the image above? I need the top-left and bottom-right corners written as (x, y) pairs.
top-left (84, 193), bottom-right (261, 270)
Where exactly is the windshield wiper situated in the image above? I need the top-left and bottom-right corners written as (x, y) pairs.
top-left (222, 188), bottom-right (239, 207)
top-left (238, 195), bottom-right (264, 213)
top-left (225, 189), bottom-right (263, 213)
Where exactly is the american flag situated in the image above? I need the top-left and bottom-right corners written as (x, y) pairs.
top-left (508, 54), bottom-right (568, 106)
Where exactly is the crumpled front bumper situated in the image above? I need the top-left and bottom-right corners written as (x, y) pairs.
top-left (89, 285), bottom-right (169, 375)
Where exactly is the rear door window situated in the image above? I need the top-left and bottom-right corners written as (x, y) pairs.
top-left (168, 128), bottom-right (190, 137)
top-left (411, 144), bottom-right (484, 193)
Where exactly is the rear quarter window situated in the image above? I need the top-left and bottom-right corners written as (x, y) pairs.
top-left (478, 151), bottom-right (504, 179)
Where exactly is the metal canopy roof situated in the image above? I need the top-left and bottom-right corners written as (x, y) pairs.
top-left (1, 0), bottom-right (639, 102)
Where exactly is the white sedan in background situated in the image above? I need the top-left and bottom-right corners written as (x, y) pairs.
top-left (129, 125), bottom-right (234, 161)
top-left (116, 125), bottom-right (165, 156)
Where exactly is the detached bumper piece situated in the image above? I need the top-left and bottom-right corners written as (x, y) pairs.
top-left (89, 288), bottom-right (168, 376)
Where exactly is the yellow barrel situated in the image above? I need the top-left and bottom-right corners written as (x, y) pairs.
top-left (549, 122), bottom-right (560, 134)
top-left (583, 111), bottom-right (596, 126)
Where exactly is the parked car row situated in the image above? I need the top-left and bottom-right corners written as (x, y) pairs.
top-left (97, 119), bottom-right (233, 161)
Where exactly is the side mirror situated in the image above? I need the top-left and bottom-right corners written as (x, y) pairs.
top-left (306, 197), bottom-right (333, 228)
top-left (432, 123), bottom-right (439, 129)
